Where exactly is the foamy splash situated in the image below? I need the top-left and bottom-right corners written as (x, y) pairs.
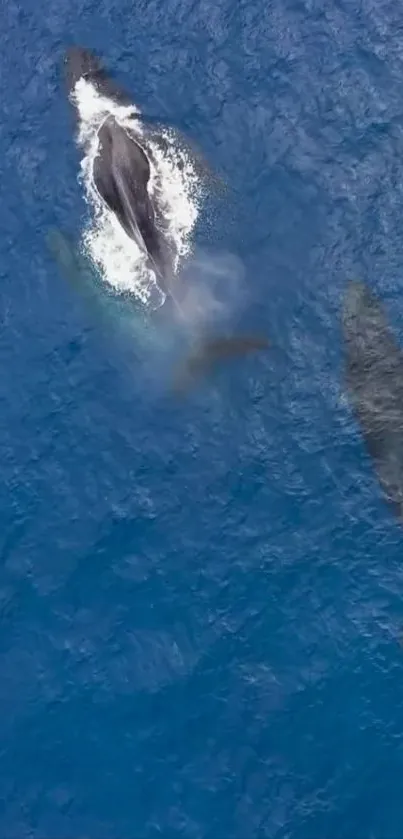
top-left (71, 78), bottom-right (202, 309)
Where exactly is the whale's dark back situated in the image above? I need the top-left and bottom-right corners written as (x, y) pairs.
top-left (343, 281), bottom-right (403, 520)
top-left (93, 116), bottom-right (168, 282)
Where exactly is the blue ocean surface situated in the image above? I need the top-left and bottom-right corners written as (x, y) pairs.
top-left (2, 0), bottom-right (403, 836)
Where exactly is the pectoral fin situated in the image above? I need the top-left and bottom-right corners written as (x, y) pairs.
top-left (172, 334), bottom-right (270, 393)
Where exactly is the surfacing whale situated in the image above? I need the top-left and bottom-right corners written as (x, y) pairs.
top-left (343, 280), bottom-right (403, 521)
top-left (64, 46), bottom-right (172, 291)
top-left (63, 47), bottom-right (269, 379)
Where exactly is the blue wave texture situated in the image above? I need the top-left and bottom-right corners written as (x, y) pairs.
top-left (1, 0), bottom-right (403, 836)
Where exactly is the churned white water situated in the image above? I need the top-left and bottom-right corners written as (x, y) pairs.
top-left (71, 78), bottom-right (202, 309)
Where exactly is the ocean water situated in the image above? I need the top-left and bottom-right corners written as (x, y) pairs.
top-left (2, 0), bottom-right (403, 836)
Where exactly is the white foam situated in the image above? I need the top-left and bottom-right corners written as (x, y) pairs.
top-left (71, 78), bottom-right (202, 309)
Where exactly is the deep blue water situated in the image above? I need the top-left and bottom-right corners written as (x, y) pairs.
top-left (2, 0), bottom-right (403, 836)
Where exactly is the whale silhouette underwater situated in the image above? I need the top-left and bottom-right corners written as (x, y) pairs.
top-left (343, 280), bottom-right (403, 522)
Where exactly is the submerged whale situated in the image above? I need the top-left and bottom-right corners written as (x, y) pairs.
top-left (46, 227), bottom-right (158, 350)
top-left (48, 227), bottom-right (270, 391)
top-left (343, 280), bottom-right (403, 521)
top-left (64, 46), bottom-right (172, 291)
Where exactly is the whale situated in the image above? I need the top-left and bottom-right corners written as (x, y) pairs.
top-left (342, 280), bottom-right (403, 521)
top-left (64, 46), bottom-right (173, 293)
top-left (62, 48), bottom-right (270, 382)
